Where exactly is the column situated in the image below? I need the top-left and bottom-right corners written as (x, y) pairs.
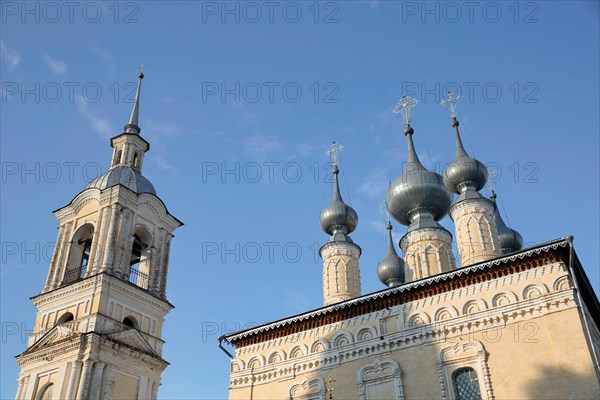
top-left (101, 365), bottom-right (115, 400)
top-left (65, 360), bottom-right (82, 400)
top-left (151, 381), bottom-right (159, 400)
top-left (54, 364), bottom-right (69, 399)
top-left (88, 362), bottom-right (106, 400)
top-left (20, 376), bottom-right (31, 400)
top-left (119, 213), bottom-right (136, 280)
top-left (14, 377), bottom-right (25, 400)
top-left (151, 229), bottom-right (166, 296)
top-left (137, 376), bottom-right (148, 399)
top-left (52, 221), bottom-right (73, 288)
top-left (101, 204), bottom-right (121, 273)
top-left (75, 360), bottom-right (94, 400)
top-left (44, 224), bottom-right (65, 291)
top-left (113, 208), bottom-right (133, 278)
top-left (159, 233), bottom-right (172, 298)
top-left (90, 206), bottom-right (110, 274)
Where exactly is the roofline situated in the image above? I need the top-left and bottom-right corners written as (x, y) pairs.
top-left (52, 184), bottom-right (184, 227)
top-left (110, 132), bottom-right (151, 151)
top-left (221, 236), bottom-right (585, 345)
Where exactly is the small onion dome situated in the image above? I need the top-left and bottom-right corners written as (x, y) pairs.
top-left (319, 166), bottom-right (358, 237)
top-left (443, 117), bottom-right (488, 198)
top-left (377, 222), bottom-right (405, 287)
top-left (386, 125), bottom-right (452, 229)
top-left (491, 190), bottom-right (523, 254)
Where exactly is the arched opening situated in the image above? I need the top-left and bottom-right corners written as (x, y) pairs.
top-left (57, 312), bottom-right (74, 325)
top-left (112, 148), bottom-right (123, 167)
top-left (133, 152), bottom-right (140, 169)
top-left (122, 316), bottom-right (139, 330)
top-left (36, 383), bottom-right (53, 400)
top-left (453, 367), bottom-right (482, 400)
top-left (63, 224), bottom-right (94, 285)
top-left (128, 226), bottom-right (152, 289)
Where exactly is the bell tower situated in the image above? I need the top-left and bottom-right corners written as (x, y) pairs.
top-left (15, 72), bottom-right (183, 400)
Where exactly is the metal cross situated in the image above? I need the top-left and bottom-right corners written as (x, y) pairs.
top-left (380, 199), bottom-right (391, 223)
top-left (326, 141), bottom-right (344, 168)
top-left (326, 375), bottom-right (336, 399)
top-left (139, 63), bottom-right (146, 72)
top-left (393, 95), bottom-right (418, 125)
top-left (441, 90), bottom-right (461, 118)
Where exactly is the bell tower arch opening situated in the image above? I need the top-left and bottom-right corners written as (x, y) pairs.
top-left (63, 223), bottom-right (94, 285)
top-left (129, 226), bottom-right (153, 289)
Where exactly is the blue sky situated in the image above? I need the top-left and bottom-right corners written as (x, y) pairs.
top-left (1, 1), bottom-right (598, 399)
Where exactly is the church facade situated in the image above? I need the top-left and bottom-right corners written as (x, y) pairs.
top-left (14, 73), bottom-right (182, 400)
top-left (220, 96), bottom-right (600, 399)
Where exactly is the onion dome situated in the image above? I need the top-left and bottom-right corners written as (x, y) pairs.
top-left (443, 117), bottom-right (488, 200)
top-left (86, 166), bottom-right (156, 195)
top-left (377, 221), bottom-right (405, 287)
top-left (490, 190), bottom-right (523, 254)
top-left (386, 124), bottom-right (452, 231)
top-left (319, 165), bottom-right (358, 239)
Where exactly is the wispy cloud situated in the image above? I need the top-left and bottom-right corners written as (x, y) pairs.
top-left (152, 154), bottom-right (176, 171)
top-left (76, 96), bottom-right (114, 137)
top-left (358, 167), bottom-right (390, 200)
top-left (360, 0), bottom-right (380, 9)
top-left (42, 54), bottom-right (67, 76)
top-left (0, 41), bottom-right (22, 71)
top-left (295, 142), bottom-right (321, 158)
top-left (284, 291), bottom-right (311, 312)
top-left (145, 120), bottom-right (180, 138)
top-left (242, 134), bottom-right (283, 159)
top-left (89, 44), bottom-right (117, 77)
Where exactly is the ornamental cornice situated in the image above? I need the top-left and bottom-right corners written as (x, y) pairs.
top-left (225, 241), bottom-right (569, 347)
top-left (16, 335), bottom-right (85, 367)
top-left (229, 290), bottom-right (576, 388)
top-left (32, 273), bottom-right (172, 312)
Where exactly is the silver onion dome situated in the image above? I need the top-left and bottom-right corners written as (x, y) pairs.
top-left (319, 166), bottom-right (358, 237)
top-left (377, 221), bottom-right (405, 287)
top-left (386, 125), bottom-right (452, 229)
top-left (491, 190), bottom-right (523, 254)
top-left (86, 166), bottom-right (156, 195)
top-left (444, 117), bottom-right (488, 197)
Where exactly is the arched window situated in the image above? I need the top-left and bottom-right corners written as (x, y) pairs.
top-left (122, 316), bottom-right (139, 330)
top-left (112, 149), bottom-right (123, 167)
top-left (57, 312), bottom-right (74, 325)
top-left (133, 152), bottom-right (140, 169)
top-left (453, 368), bottom-right (482, 400)
top-left (63, 224), bottom-right (94, 284)
top-left (37, 383), bottom-right (53, 400)
top-left (78, 237), bottom-right (92, 279)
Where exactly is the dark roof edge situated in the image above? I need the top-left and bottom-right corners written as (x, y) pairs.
top-left (221, 236), bottom-right (582, 345)
top-left (569, 238), bottom-right (600, 328)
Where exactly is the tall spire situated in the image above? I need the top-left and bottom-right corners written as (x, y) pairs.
top-left (124, 65), bottom-right (145, 134)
